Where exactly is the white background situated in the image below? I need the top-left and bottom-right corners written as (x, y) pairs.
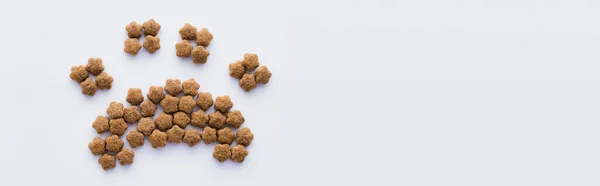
top-left (0, 0), bottom-right (599, 185)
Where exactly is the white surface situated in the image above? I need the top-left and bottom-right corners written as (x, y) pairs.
top-left (0, 0), bottom-right (599, 185)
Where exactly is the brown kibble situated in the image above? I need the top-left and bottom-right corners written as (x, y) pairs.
top-left (236, 127), bottom-right (254, 146)
top-left (164, 79), bottom-right (182, 96)
top-left (229, 61), bottom-right (245, 79)
top-left (88, 137), bottom-right (105, 155)
top-left (80, 78), bottom-right (97, 96)
top-left (213, 144), bottom-right (231, 162)
top-left (217, 127), bottom-right (235, 144)
top-left (117, 148), bottom-right (135, 165)
top-left (255, 66), bottom-right (272, 84)
top-left (143, 35), bottom-right (161, 53)
top-left (147, 86), bottom-right (165, 104)
top-left (190, 110), bottom-right (208, 128)
top-left (123, 106), bottom-right (141, 124)
top-left (173, 112), bottom-right (190, 128)
top-left (86, 57), bottom-right (104, 75)
top-left (195, 92), bottom-right (213, 111)
top-left (226, 110), bottom-right (245, 128)
top-left (137, 117), bottom-right (156, 136)
top-left (126, 130), bottom-right (144, 148)
top-left (182, 78), bottom-right (200, 96)
top-left (208, 111), bottom-right (226, 129)
top-left (148, 129), bottom-right (167, 148)
top-left (160, 95), bottom-right (179, 114)
top-left (214, 95), bottom-right (233, 113)
top-left (140, 100), bottom-right (157, 117)
top-left (239, 73), bottom-right (257, 92)
top-left (179, 23), bottom-right (197, 40)
top-left (200, 126), bottom-right (217, 144)
top-left (98, 154), bottom-right (116, 170)
top-left (175, 40), bottom-right (193, 57)
top-left (192, 46), bottom-right (210, 64)
top-left (92, 115), bottom-right (109, 134)
top-left (124, 38), bottom-right (142, 55)
top-left (196, 28), bottom-right (213, 47)
top-left (183, 129), bottom-right (201, 147)
top-left (126, 21), bottom-right (142, 38)
top-left (95, 72), bottom-right (114, 90)
top-left (142, 19), bottom-right (161, 36)
top-left (166, 125), bottom-right (184, 143)
top-left (126, 88), bottom-right (144, 105)
top-left (70, 65), bottom-right (88, 83)
top-left (178, 95), bottom-right (195, 114)
top-left (109, 118), bottom-right (128, 136)
top-left (231, 145), bottom-right (249, 162)
top-left (105, 135), bottom-right (124, 153)
top-left (107, 101), bottom-right (124, 119)
top-left (155, 112), bottom-right (173, 131)
top-left (242, 53), bottom-right (259, 71)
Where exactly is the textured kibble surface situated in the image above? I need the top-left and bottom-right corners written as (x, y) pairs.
top-left (109, 118), bottom-right (128, 136)
top-left (95, 72), bottom-right (114, 90)
top-left (107, 102), bottom-right (124, 119)
top-left (105, 135), bottom-right (124, 153)
top-left (192, 46), bottom-right (209, 64)
top-left (196, 28), bottom-right (213, 47)
top-left (229, 61), bottom-right (245, 79)
top-left (155, 112), bottom-right (173, 131)
top-left (98, 154), bottom-right (116, 170)
top-left (117, 148), bottom-right (135, 165)
top-left (239, 73), bottom-right (257, 92)
top-left (215, 95), bottom-right (233, 113)
top-left (196, 92), bottom-right (214, 111)
top-left (147, 86), bottom-right (165, 104)
top-left (242, 53), bottom-right (259, 71)
top-left (70, 65), bottom-right (89, 83)
top-left (126, 21), bottom-right (143, 38)
top-left (142, 19), bottom-right (161, 36)
top-left (231, 145), bottom-right (249, 162)
top-left (182, 78), bottom-right (200, 96)
top-left (126, 88), bottom-right (144, 105)
top-left (208, 111), bottom-right (226, 129)
top-left (166, 125), bottom-right (184, 143)
top-left (149, 129), bottom-right (167, 148)
top-left (88, 137), bottom-right (105, 155)
top-left (140, 100), bottom-right (157, 117)
top-left (126, 130), bottom-right (144, 148)
top-left (190, 110), bottom-right (208, 128)
top-left (137, 117), bottom-right (156, 136)
top-left (213, 144), bottom-right (231, 162)
top-left (255, 66), bottom-right (272, 84)
top-left (178, 95), bottom-right (195, 114)
top-left (183, 129), bottom-right (201, 147)
top-left (165, 79), bottom-right (183, 96)
top-left (226, 110), bottom-right (245, 128)
top-left (123, 106), bottom-right (141, 124)
top-left (86, 57), bottom-right (104, 75)
top-left (143, 35), bottom-right (161, 53)
top-left (80, 78), bottom-right (97, 96)
top-left (217, 127), bottom-right (235, 144)
top-left (173, 112), bottom-right (190, 128)
top-left (124, 38), bottom-right (142, 55)
top-left (92, 115), bottom-right (109, 134)
top-left (175, 40), bottom-right (193, 57)
top-left (179, 23), bottom-right (197, 40)
top-left (201, 126), bottom-right (217, 144)
top-left (236, 127), bottom-right (254, 146)
top-left (160, 95), bottom-right (179, 114)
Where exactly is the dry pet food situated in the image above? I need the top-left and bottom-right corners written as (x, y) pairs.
top-left (137, 117), bottom-right (156, 136)
top-left (217, 127), bottom-right (235, 145)
top-left (80, 78), bottom-right (97, 96)
top-left (208, 111), bottom-right (226, 129)
top-left (165, 79), bottom-right (183, 96)
top-left (231, 145), bottom-right (248, 162)
top-left (173, 112), bottom-right (190, 128)
top-left (147, 86), bottom-right (165, 103)
top-left (226, 110), bottom-right (245, 128)
top-left (178, 95), bottom-right (195, 114)
top-left (182, 78), bottom-right (200, 96)
top-left (242, 53), bottom-right (259, 71)
top-left (148, 129), bottom-right (167, 148)
top-left (239, 73), bottom-right (256, 92)
top-left (166, 125), bottom-right (184, 143)
top-left (255, 66), bottom-right (272, 84)
top-left (109, 118), bottom-right (128, 136)
top-left (126, 130), bottom-right (144, 148)
top-left (175, 40), bottom-right (193, 57)
top-left (236, 127), bottom-right (254, 146)
top-left (126, 88), bottom-right (144, 105)
top-left (229, 61), bottom-right (245, 79)
top-left (70, 65), bottom-right (88, 83)
top-left (213, 144), bottom-right (231, 162)
top-left (142, 19), bottom-right (161, 36)
top-left (200, 126), bottom-right (217, 144)
top-left (126, 21), bottom-right (142, 38)
top-left (155, 112), bottom-right (173, 131)
top-left (183, 129), bottom-right (201, 147)
top-left (123, 106), bottom-right (141, 124)
top-left (195, 92), bottom-right (213, 111)
top-left (192, 46), bottom-right (209, 64)
top-left (88, 137), bottom-right (105, 155)
top-left (179, 23), bottom-right (197, 40)
top-left (107, 101), bottom-right (124, 119)
top-left (215, 95), bottom-right (233, 113)
top-left (190, 110), bottom-right (208, 128)
top-left (98, 154), bottom-right (116, 170)
top-left (95, 72), bottom-right (114, 90)
top-left (140, 100), bottom-right (157, 117)
top-left (196, 28), bottom-right (213, 47)
top-left (92, 115), bottom-right (109, 134)
top-left (105, 135), bottom-right (124, 153)
top-left (160, 95), bottom-right (179, 114)
top-left (143, 35), bottom-right (161, 53)
top-left (117, 148), bottom-right (135, 165)
top-left (86, 57), bottom-right (104, 75)
top-left (124, 38), bottom-right (142, 55)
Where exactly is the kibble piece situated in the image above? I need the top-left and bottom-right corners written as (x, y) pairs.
top-left (179, 23), bottom-right (197, 40)
top-left (173, 112), bottom-right (190, 128)
top-left (109, 118), bottom-right (128, 136)
top-left (217, 127), bottom-right (235, 144)
top-left (236, 127), bottom-right (254, 146)
top-left (142, 19), bottom-right (161, 36)
top-left (195, 92), bottom-right (213, 111)
top-left (107, 101), bottom-right (124, 119)
top-left (80, 78), bottom-right (97, 96)
top-left (175, 40), bottom-right (193, 57)
top-left (137, 117), bottom-right (156, 136)
top-left (92, 115), bottom-right (109, 134)
top-left (98, 154), bottom-right (116, 170)
top-left (126, 21), bottom-right (143, 38)
top-left (239, 73), bottom-right (257, 92)
top-left (213, 144), bottom-right (231, 162)
top-left (148, 129), bottom-right (167, 148)
top-left (160, 95), bottom-right (179, 114)
top-left (126, 130), bottom-right (144, 148)
top-left (183, 129), bottom-right (201, 147)
top-left (105, 135), bottom-right (124, 153)
top-left (242, 53), bottom-right (259, 71)
top-left (164, 79), bottom-right (182, 96)
top-left (147, 86), bottom-right (165, 104)
top-left (231, 145), bottom-right (249, 162)
top-left (196, 28), bottom-right (213, 47)
top-left (190, 110), bottom-right (208, 128)
top-left (124, 38), bottom-right (142, 55)
top-left (192, 46), bottom-right (210, 64)
top-left (88, 137), bottom-right (105, 155)
top-left (123, 106), bottom-right (141, 124)
top-left (95, 72), bottom-right (114, 90)
top-left (70, 65), bottom-right (88, 83)
top-left (140, 100), bottom-right (157, 117)
top-left (178, 95), bottom-right (195, 114)
top-left (143, 35), bottom-right (161, 53)
top-left (117, 148), bottom-right (135, 165)
top-left (155, 112), bottom-right (173, 131)
top-left (166, 125), bottom-right (184, 143)
top-left (201, 126), bottom-right (217, 144)
top-left (226, 110), bottom-right (245, 128)
top-left (126, 88), bottom-right (144, 105)
top-left (255, 66), bottom-right (272, 84)
top-left (229, 61), bottom-right (245, 79)
top-left (182, 78), bottom-right (200, 96)
top-left (208, 111), bottom-right (226, 129)
top-left (86, 57), bottom-right (104, 75)
top-left (214, 95), bottom-right (233, 113)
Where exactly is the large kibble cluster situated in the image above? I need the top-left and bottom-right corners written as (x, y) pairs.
top-left (176, 23), bottom-right (212, 64)
top-left (125, 19), bottom-right (161, 55)
top-left (70, 57), bottom-right (114, 96)
top-left (229, 53), bottom-right (272, 92)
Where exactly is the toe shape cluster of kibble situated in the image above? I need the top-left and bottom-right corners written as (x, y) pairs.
top-left (124, 19), bottom-right (161, 55)
top-left (88, 78), bottom-right (254, 170)
top-left (70, 57), bottom-right (114, 96)
top-left (229, 53), bottom-right (272, 92)
top-left (175, 23), bottom-right (213, 64)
